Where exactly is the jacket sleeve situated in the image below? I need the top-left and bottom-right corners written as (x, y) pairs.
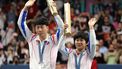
top-left (58, 36), bottom-right (72, 57)
top-left (51, 15), bottom-right (64, 45)
top-left (17, 9), bottom-right (33, 41)
top-left (87, 29), bottom-right (96, 59)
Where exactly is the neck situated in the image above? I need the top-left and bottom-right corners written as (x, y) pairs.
top-left (76, 48), bottom-right (84, 55)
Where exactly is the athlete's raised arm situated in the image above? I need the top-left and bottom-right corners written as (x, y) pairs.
top-left (17, 0), bottom-right (36, 41)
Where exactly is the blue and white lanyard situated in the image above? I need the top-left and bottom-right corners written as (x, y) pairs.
top-left (74, 53), bottom-right (83, 69)
top-left (38, 41), bottom-right (46, 63)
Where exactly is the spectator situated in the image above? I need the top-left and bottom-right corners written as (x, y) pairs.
top-left (2, 28), bottom-right (14, 46)
top-left (17, 41), bottom-right (29, 64)
top-left (116, 22), bottom-right (122, 35)
top-left (117, 34), bottom-right (122, 64)
top-left (94, 40), bottom-right (105, 64)
top-left (71, 19), bottom-right (80, 36)
top-left (12, 56), bottom-right (19, 64)
top-left (6, 44), bottom-right (15, 64)
top-left (79, 13), bottom-right (89, 33)
top-left (111, 38), bottom-right (118, 50)
top-left (64, 33), bottom-right (74, 45)
top-left (104, 44), bottom-right (118, 64)
top-left (0, 8), bottom-right (6, 30)
top-left (97, 15), bottom-right (115, 43)
top-left (6, 3), bottom-right (17, 30)
top-left (0, 48), bottom-right (6, 67)
top-left (60, 42), bottom-right (74, 64)
top-left (118, 52), bottom-right (122, 64)
top-left (99, 39), bottom-right (108, 54)
top-left (92, 0), bottom-right (103, 14)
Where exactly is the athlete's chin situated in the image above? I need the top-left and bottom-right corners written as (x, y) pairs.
top-left (77, 47), bottom-right (84, 49)
top-left (76, 45), bottom-right (84, 49)
top-left (38, 32), bottom-right (44, 35)
top-left (38, 33), bottom-right (45, 37)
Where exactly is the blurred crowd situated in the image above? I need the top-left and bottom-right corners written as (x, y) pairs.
top-left (0, 0), bottom-right (122, 68)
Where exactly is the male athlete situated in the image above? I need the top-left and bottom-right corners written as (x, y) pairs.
top-left (17, 0), bottom-right (66, 69)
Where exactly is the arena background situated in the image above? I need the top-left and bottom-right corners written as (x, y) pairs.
top-left (0, 0), bottom-right (122, 69)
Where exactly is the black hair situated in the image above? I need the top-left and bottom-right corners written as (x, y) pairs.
top-left (33, 16), bottom-right (49, 26)
top-left (74, 32), bottom-right (89, 43)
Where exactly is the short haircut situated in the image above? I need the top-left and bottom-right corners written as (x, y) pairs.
top-left (33, 16), bottom-right (49, 26)
top-left (74, 32), bottom-right (88, 43)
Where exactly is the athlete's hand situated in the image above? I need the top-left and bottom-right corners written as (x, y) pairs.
top-left (64, 24), bottom-right (68, 30)
top-left (46, 0), bottom-right (58, 15)
top-left (24, 0), bottom-right (36, 9)
top-left (88, 17), bottom-right (98, 29)
top-left (88, 18), bottom-right (97, 26)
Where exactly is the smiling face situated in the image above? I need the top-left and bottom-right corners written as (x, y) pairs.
top-left (35, 25), bottom-right (49, 38)
top-left (75, 38), bottom-right (87, 51)
top-left (74, 32), bottom-right (88, 51)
